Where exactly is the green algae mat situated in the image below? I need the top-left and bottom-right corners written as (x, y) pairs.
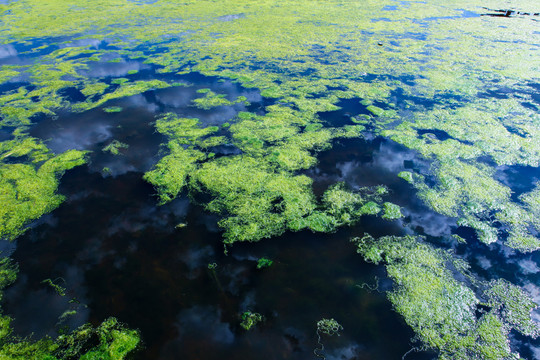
top-left (0, 0), bottom-right (539, 359)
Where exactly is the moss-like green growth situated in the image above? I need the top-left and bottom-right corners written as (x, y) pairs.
top-left (353, 234), bottom-right (539, 359)
top-left (41, 278), bottom-right (67, 296)
top-left (0, 255), bottom-right (139, 360)
top-left (192, 89), bottom-right (247, 110)
top-left (383, 100), bottom-right (540, 251)
top-left (381, 202), bottom-right (403, 220)
top-left (0, 317), bottom-right (140, 360)
top-left (240, 311), bottom-right (263, 331)
top-left (316, 318), bottom-right (343, 336)
top-left (484, 279), bottom-right (540, 338)
top-left (1, 0), bottom-right (539, 353)
top-left (144, 112), bottom-right (397, 244)
top-left (103, 106), bottom-right (122, 113)
top-left (256, 257), bottom-right (273, 269)
top-left (80, 82), bottom-right (108, 97)
top-left (102, 140), bottom-right (129, 155)
top-left (0, 136), bottom-right (87, 240)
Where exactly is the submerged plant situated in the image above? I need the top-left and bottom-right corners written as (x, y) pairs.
top-left (144, 112), bottom-right (398, 244)
top-left (0, 0), bottom-right (539, 356)
top-left (314, 318), bottom-right (343, 359)
top-left (0, 259), bottom-right (140, 359)
top-left (102, 140), bottom-right (129, 155)
top-left (256, 257), bottom-right (273, 269)
top-left (41, 278), bottom-right (67, 296)
top-left (240, 311), bottom-right (263, 331)
top-left (316, 318), bottom-right (342, 337)
top-left (103, 106), bottom-right (122, 113)
top-left (0, 138), bottom-right (87, 241)
top-left (352, 234), bottom-right (539, 359)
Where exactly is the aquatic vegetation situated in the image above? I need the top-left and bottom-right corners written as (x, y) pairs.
top-left (256, 257), bottom-right (273, 269)
top-left (103, 106), bottom-right (122, 113)
top-left (192, 89), bottom-right (248, 110)
top-left (239, 311), bottom-right (263, 331)
top-left (316, 318), bottom-right (342, 337)
top-left (0, 0), bottom-right (539, 356)
top-left (0, 137), bottom-right (87, 240)
top-left (41, 278), bottom-right (67, 297)
top-left (102, 140), bottom-right (129, 156)
top-left (0, 0), bottom-right (536, 250)
top-left (80, 82), bottom-right (108, 97)
top-left (381, 202), bottom-right (403, 220)
top-left (314, 318), bottom-right (343, 360)
top-left (144, 112), bottom-right (395, 243)
top-left (0, 259), bottom-right (139, 360)
top-left (353, 234), bottom-right (539, 359)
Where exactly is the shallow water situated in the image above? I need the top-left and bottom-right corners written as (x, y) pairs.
top-left (5, 73), bottom-right (539, 358)
top-left (1, 1), bottom-right (540, 359)
top-left (1, 72), bottom-right (436, 359)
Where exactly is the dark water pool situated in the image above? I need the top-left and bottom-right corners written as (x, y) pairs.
top-left (3, 67), bottom-right (540, 359)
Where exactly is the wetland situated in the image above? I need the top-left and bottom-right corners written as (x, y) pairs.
top-left (0, 0), bottom-right (539, 359)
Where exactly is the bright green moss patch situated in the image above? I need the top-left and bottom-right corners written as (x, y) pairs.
top-left (103, 106), bottom-right (122, 113)
top-left (102, 140), bottom-right (129, 155)
top-left (240, 311), bottom-right (263, 331)
top-left (484, 279), bottom-right (540, 338)
top-left (80, 82), bottom-right (108, 97)
top-left (381, 202), bottom-right (403, 220)
top-left (0, 1), bottom-right (539, 356)
top-left (0, 317), bottom-right (140, 360)
top-left (383, 100), bottom-right (540, 251)
top-left (192, 89), bottom-right (248, 110)
top-left (144, 143), bottom-right (206, 204)
top-left (256, 257), bottom-right (273, 269)
top-left (353, 234), bottom-right (538, 359)
top-left (143, 112), bottom-right (400, 243)
top-left (0, 139), bottom-right (87, 240)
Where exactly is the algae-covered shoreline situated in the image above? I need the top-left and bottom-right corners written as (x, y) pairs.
top-left (0, 0), bottom-right (539, 358)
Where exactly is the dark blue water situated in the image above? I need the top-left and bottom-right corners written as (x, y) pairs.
top-left (3, 43), bottom-right (540, 360)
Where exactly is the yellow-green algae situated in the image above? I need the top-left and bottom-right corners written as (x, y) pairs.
top-left (0, 135), bottom-right (87, 240)
top-left (0, 0), bottom-right (539, 357)
top-left (145, 111), bottom-right (400, 243)
top-left (385, 98), bottom-right (540, 251)
top-left (0, 258), bottom-right (139, 360)
top-left (192, 88), bottom-right (248, 110)
top-left (239, 311), bottom-right (263, 331)
top-left (353, 234), bottom-right (539, 359)
top-left (102, 140), bottom-right (129, 155)
top-left (0, 0), bottom-right (537, 252)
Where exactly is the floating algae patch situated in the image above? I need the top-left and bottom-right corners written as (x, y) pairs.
top-left (102, 140), bottom-right (129, 156)
top-left (0, 257), bottom-right (140, 360)
top-left (192, 88), bottom-right (248, 110)
top-left (0, 135), bottom-right (87, 240)
top-left (0, 0), bottom-right (539, 357)
top-left (384, 98), bottom-right (540, 251)
top-left (144, 110), bottom-right (402, 244)
top-left (353, 234), bottom-right (540, 359)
